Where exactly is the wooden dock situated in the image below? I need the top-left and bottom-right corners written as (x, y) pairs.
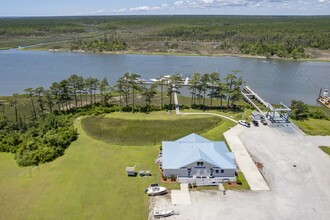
top-left (241, 86), bottom-right (268, 115)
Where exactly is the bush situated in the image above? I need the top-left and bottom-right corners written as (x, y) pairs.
top-left (310, 110), bottom-right (326, 119)
top-left (170, 175), bottom-right (176, 182)
top-left (290, 100), bottom-right (309, 120)
top-left (236, 176), bottom-right (242, 185)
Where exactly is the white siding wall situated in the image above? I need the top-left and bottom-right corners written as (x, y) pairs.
top-left (164, 160), bottom-right (236, 178)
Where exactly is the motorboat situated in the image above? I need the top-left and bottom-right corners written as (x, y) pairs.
top-left (153, 210), bottom-right (178, 218)
top-left (145, 184), bottom-right (167, 196)
top-left (150, 78), bottom-right (160, 82)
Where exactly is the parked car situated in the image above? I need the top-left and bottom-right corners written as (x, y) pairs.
top-left (252, 120), bottom-right (259, 126)
top-left (238, 120), bottom-right (250, 127)
top-left (261, 119), bottom-right (268, 125)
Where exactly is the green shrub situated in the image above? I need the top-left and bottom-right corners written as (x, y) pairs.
top-left (236, 177), bottom-right (242, 185)
top-left (170, 175), bottom-right (176, 181)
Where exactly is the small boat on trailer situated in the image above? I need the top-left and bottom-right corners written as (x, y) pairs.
top-left (145, 183), bottom-right (167, 196)
top-left (153, 210), bottom-right (179, 218)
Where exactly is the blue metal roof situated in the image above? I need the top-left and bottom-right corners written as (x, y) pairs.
top-left (162, 133), bottom-right (236, 169)
top-left (175, 133), bottom-right (211, 143)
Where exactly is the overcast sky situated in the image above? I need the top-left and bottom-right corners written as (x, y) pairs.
top-left (1, 0), bottom-right (329, 16)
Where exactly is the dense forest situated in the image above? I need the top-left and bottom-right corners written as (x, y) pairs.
top-left (70, 34), bottom-right (127, 52)
top-left (1, 16), bottom-right (330, 59)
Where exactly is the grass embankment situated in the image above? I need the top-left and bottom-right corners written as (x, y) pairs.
top-left (0, 111), bottom-right (233, 219)
top-left (81, 112), bottom-right (222, 145)
top-left (319, 146), bottom-right (330, 155)
top-left (292, 118), bottom-right (330, 136)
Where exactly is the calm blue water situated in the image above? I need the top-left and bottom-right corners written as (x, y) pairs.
top-left (0, 49), bottom-right (329, 105)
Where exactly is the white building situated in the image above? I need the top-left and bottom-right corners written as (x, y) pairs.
top-left (162, 133), bottom-right (237, 182)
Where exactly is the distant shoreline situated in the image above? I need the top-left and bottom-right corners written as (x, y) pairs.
top-left (16, 47), bottom-right (329, 63)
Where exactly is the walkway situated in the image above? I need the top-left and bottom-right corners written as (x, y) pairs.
top-left (173, 90), bottom-right (238, 123)
top-left (224, 126), bottom-right (270, 191)
top-left (171, 183), bottom-right (191, 205)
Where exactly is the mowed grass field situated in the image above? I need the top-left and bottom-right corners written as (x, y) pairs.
top-left (0, 111), bottom-right (231, 219)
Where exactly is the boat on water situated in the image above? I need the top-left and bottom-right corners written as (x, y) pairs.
top-left (317, 88), bottom-right (330, 109)
top-left (153, 210), bottom-right (179, 218)
top-left (145, 183), bottom-right (167, 196)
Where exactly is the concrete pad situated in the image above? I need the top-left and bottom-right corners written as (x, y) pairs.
top-left (171, 190), bottom-right (191, 205)
top-left (218, 183), bottom-right (225, 191)
top-left (180, 183), bottom-right (189, 191)
top-left (224, 126), bottom-right (270, 191)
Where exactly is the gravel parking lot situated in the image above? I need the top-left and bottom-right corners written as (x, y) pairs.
top-left (150, 124), bottom-right (330, 220)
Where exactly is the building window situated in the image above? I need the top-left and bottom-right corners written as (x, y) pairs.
top-left (221, 169), bottom-right (224, 173)
top-left (197, 162), bottom-right (204, 166)
top-left (215, 170), bottom-right (219, 173)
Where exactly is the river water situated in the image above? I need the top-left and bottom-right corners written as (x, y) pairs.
top-left (0, 49), bottom-right (329, 105)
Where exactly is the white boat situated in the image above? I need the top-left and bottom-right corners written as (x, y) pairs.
top-left (153, 210), bottom-right (178, 218)
top-left (184, 76), bottom-right (190, 85)
top-left (145, 184), bottom-right (167, 196)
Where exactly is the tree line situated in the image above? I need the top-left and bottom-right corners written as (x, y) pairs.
top-left (157, 18), bottom-right (330, 59)
top-left (5, 71), bottom-right (243, 121)
top-left (70, 34), bottom-right (127, 52)
top-left (1, 16), bottom-right (329, 58)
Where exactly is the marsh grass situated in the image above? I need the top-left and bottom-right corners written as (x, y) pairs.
top-left (292, 118), bottom-right (330, 136)
top-left (82, 112), bottom-right (221, 146)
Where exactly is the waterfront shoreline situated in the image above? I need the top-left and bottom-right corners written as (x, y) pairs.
top-left (35, 48), bottom-right (330, 63)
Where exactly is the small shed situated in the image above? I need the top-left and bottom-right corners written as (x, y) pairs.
top-left (251, 111), bottom-right (261, 120)
top-left (126, 166), bottom-right (136, 176)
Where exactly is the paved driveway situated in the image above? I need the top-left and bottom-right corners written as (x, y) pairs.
top-left (151, 124), bottom-right (330, 220)
top-left (224, 126), bottom-right (270, 191)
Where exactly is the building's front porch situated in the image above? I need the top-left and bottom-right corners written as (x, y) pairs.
top-left (177, 175), bottom-right (236, 186)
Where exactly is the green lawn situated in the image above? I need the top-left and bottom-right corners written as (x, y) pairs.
top-left (82, 112), bottom-right (222, 146)
top-left (0, 117), bottom-right (168, 219)
top-left (0, 111), bottom-right (236, 219)
top-left (292, 118), bottom-right (330, 136)
top-left (319, 146), bottom-right (330, 156)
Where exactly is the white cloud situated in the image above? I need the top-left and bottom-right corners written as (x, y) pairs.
top-left (113, 0), bottom-right (329, 14)
top-left (202, 0), bottom-right (214, 3)
top-left (174, 1), bottom-right (184, 6)
top-left (87, 9), bottom-right (104, 14)
top-left (129, 5), bottom-right (163, 12)
top-left (115, 8), bottom-right (127, 13)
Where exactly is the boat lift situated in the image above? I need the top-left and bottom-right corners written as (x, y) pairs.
top-left (266, 102), bottom-right (291, 123)
top-left (241, 86), bottom-right (291, 123)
